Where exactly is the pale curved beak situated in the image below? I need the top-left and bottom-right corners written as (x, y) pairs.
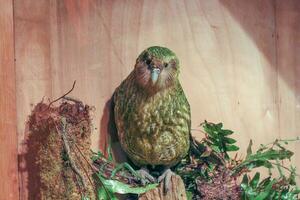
top-left (151, 68), bottom-right (160, 83)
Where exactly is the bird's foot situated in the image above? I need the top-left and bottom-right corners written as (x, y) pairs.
top-left (110, 162), bottom-right (137, 179)
top-left (158, 168), bottom-right (175, 194)
top-left (136, 167), bottom-right (156, 185)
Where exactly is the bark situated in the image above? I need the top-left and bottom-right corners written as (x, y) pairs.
top-left (139, 175), bottom-right (187, 200)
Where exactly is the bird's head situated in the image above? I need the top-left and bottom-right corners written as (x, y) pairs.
top-left (134, 46), bottom-right (180, 93)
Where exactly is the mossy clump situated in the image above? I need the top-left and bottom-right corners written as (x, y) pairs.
top-left (28, 99), bottom-right (95, 200)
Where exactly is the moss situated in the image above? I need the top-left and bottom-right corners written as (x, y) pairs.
top-left (28, 101), bottom-right (95, 200)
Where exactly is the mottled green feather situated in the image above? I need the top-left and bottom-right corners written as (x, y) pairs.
top-left (113, 47), bottom-right (190, 168)
top-left (138, 46), bottom-right (179, 65)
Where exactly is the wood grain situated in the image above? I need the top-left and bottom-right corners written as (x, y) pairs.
top-left (9, 0), bottom-right (300, 198)
top-left (0, 0), bottom-right (19, 199)
top-left (14, 1), bottom-right (53, 199)
top-left (276, 0), bottom-right (300, 174)
top-left (139, 175), bottom-right (186, 200)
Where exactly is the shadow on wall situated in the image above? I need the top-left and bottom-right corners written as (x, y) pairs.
top-left (99, 95), bottom-right (128, 163)
top-left (221, 0), bottom-right (299, 93)
top-left (18, 110), bottom-right (43, 199)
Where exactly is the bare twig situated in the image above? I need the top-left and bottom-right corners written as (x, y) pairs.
top-left (73, 142), bottom-right (112, 200)
top-left (71, 144), bottom-right (97, 191)
top-left (55, 117), bottom-right (87, 190)
top-left (48, 80), bottom-right (76, 108)
top-left (269, 161), bottom-right (300, 177)
top-left (263, 137), bottom-right (300, 147)
top-left (63, 96), bottom-right (83, 104)
top-left (74, 143), bottom-right (98, 172)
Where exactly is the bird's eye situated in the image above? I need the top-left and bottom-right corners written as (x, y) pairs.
top-left (164, 63), bottom-right (168, 68)
top-left (145, 59), bottom-right (151, 65)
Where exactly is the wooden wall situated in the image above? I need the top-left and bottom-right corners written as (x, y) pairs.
top-left (0, 0), bottom-right (18, 199)
top-left (0, 0), bottom-right (299, 199)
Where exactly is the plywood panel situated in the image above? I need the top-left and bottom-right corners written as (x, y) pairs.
top-left (181, 0), bottom-right (278, 149)
top-left (276, 0), bottom-right (300, 175)
top-left (0, 0), bottom-right (19, 199)
top-left (13, 0), bottom-right (300, 198)
top-left (23, 0), bottom-right (279, 151)
top-left (14, 1), bottom-right (53, 199)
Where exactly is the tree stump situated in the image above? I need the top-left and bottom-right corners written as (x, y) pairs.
top-left (138, 175), bottom-right (187, 200)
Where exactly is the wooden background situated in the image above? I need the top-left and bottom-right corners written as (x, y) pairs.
top-left (0, 0), bottom-right (299, 199)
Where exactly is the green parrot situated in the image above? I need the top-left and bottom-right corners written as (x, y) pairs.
top-left (113, 46), bottom-right (191, 191)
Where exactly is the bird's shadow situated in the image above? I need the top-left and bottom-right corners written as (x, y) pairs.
top-left (99, 95), bottom-right (139, 200)
top-left (99, 94), bottom-right (128, 163)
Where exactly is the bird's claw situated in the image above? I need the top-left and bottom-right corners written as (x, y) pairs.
top-left (137, 168), bottom-right (156, 185)
top-left (158, 168), bottom-right (175, 194)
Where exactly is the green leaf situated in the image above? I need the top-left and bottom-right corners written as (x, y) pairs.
top-left (224, 137), bottom-right (237, 144)
top-left (91, 151), bottom-right (105, 161)
top-left (226, 144), bottom-right (239, 151)
top-left (222, 129), bottom-right (234, 136)
top-left (254, 180), bottom-right (275, 200)
top-left (232, 160), bottom-right (273, 175)
top-left (107, 141), bottom-right (114, 162)
top-left (111, 162), bottom-right (142, 180)
top-left (288, 166), bottom-right (297, 185)
top-left (262, 161), bottom-right (273, 168)
top-left (241, 174), bottom-right (259, 199)
top-left (211, 145), bottom-right (221, 153)
top-left (97, 187), bottom-right (118, 200)
top-left (291, 189), bottom-right (300, 195)
top-left (258, 177), bottom-right (271, 188)
top-left (186, 191), bottom-right (193, 200)
top-left (216, 123), bottom-right (223, 129)
top-left (233, 147), bottom-right (295, 175)
top-left (203, 126), bottom-right (216, 137)
top-left (250, 173), bottom-right (260, 188)
top-left (248, 149), bottom-right (293, 161)
top-left (241, 174), bottom-right (249, 186)
top-left (275, 159), bottom-right (284, 177)
top-left (202, 122), bottom-right (238, 158)
top-left (98, 175), bottom-right (158, 194)
top-left (246, 140), bottom-right (253, 159)
top-left (200, 150), bottom-right (211, 157)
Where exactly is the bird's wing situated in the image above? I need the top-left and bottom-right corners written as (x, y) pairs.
top-left (176, 84), bottom-right (205, 155)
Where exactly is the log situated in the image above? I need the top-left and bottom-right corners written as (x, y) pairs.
top-left (139, 175), bottom-right (187, 200)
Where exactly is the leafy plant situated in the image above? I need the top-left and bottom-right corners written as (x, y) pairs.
top-left (90, 121), bottom-right (299, 200)
top-left (175, 121), bottom-right (300, 200)
top-left (238, 139), bottom-right (300, 200)
top-left (91, 145), bottom-right (158, 200)
top-left (232, 139), bottom-right (294, 176)
top-left (241, 171), bottom-right (300, 200)
top-left (202, 121), bottom-right (239, 159)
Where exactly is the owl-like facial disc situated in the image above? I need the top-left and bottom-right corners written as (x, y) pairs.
top-left (134, 46), bottom-right (180, 93)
